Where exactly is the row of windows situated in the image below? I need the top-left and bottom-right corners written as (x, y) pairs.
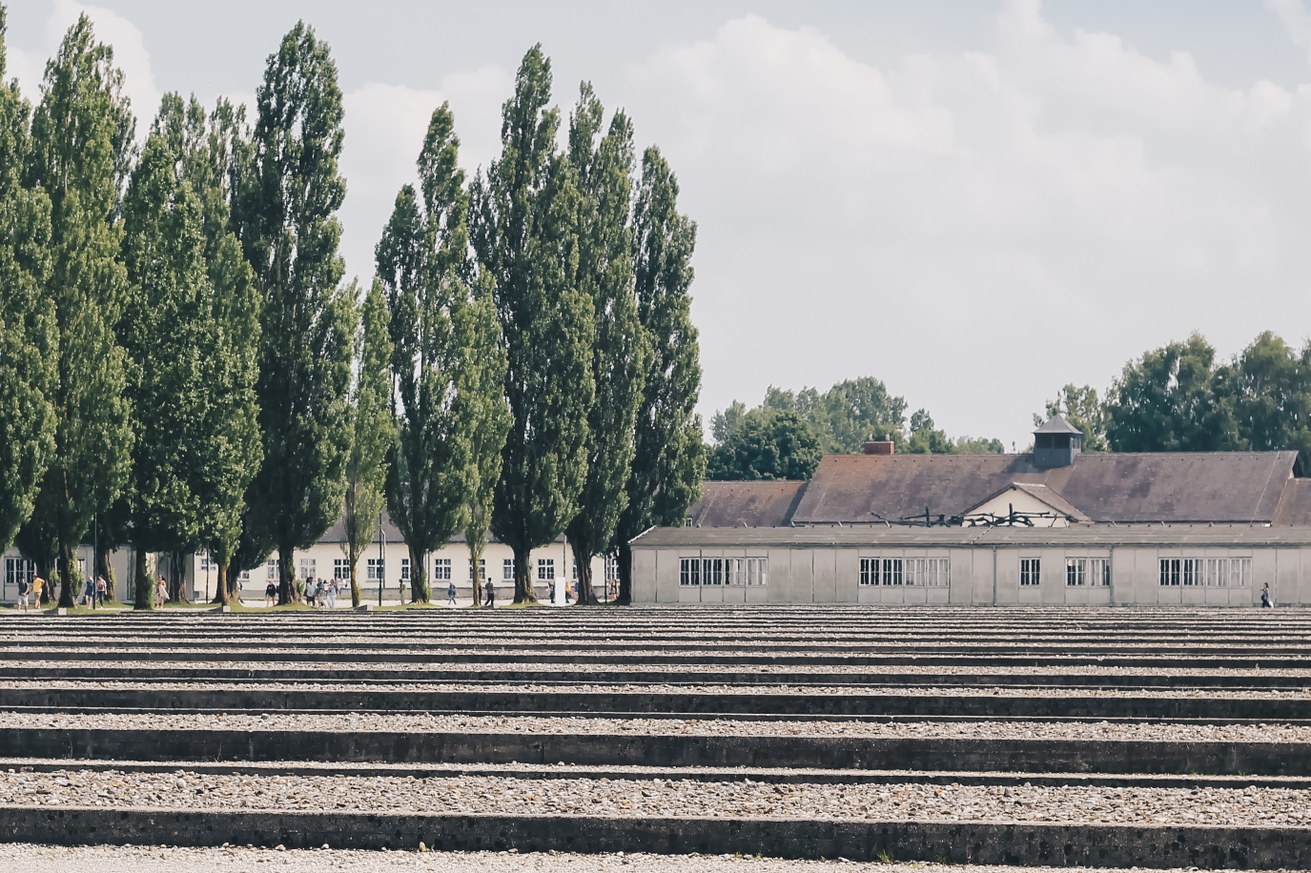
top-left (264, 555), bottom-right (622, 583)
top-left (679, 557), bottom-right (769, 587)
top-left (1020, 557), bottom-right (1111, 587)
top-left (859, 557), bottom-right (950, 588)
top-left (1159, 557), bottom-right (1252, 588)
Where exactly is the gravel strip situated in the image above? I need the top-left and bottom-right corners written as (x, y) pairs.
top-left (0, 845), bottom-right (1267, 873)
top-left (4, 767), bottom-right (1311, 825)
top-left (4, 678), bottom-right (1309, 698)
top-left (11, 660), bottom-right (1311, 678)
top-left (1, 711), bottom-right (1307, 742)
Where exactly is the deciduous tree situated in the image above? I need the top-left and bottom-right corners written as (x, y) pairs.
top-left (472, 46), bottom-right (595, 603)
top-left (233, 22), bottom-right (355, 604)
top-left (707, 407), bottom-right (821, 481)
top-left (610, 147), bottom-right (705, 602)
top-left (0, 8), bottom-right (55, 557)
top-left (24, 15), bottom-right (135, 607)
top-left (1034, 384), bottom-right (1108, 452)
top-left (564, 84), bottom-right (645, 605)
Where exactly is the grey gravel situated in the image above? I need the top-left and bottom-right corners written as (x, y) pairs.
top-left (2, 711), bottom-right (1309, 742)
top-left (2, 767), bottom-right (1309, 825)
top-left (0, 844), bottom-right (1282, 873)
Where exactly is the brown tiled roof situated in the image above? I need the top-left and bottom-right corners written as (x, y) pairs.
top-left (689, 481), bottom-right (807, 528)
top-left (790, 451), bottom-right (1298, 526)
top-left (1273, 479), bottom-right (1311, 526)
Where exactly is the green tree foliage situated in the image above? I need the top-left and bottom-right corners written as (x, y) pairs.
top-left (234, 22), bottom-right (355, 603)
top-left (1221, 332), bottom-right (1311, 466)
top-left (564, 84), bottom-right (646, 605)
top-left (953, 435), bottom-right (1006, 454)
top-left (817, 377), bottom-right (907, 452)
top-left (23, 15), bottom-right (134, 607)
top-left (0, 8), bottom-right (55, 555)
top-left (472, 46), bottom-right (595, 602)
top-left (342, 282), bottom-right (394, 607)
top-left (707, 408), bottom-right (822, 481)
top-left (710, 400), bottom-right (746, 445)
top-left (1033, 383), bottom-right (1108, 452)
top-left (120, 132), bottom-right (213, 605)
top-left (378, 105), bottom-right (508, 604)
top-left (149, 94), bottom-right (261, 604)
top-left (903, 409), bottom-right (953, 455)
top-left (1105, 333), bottom-right (1237, 453)
top-left (610, 146), bottom-right (705, 603)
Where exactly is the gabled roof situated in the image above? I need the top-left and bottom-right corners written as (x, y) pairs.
top-left (1273, 478), bottom-right (1311, 527)
top-left (1033, 415), bottom-right (1082, 435)
top-left (789, 451), bottom-right (1298, 526)
top-left (963, 481), bottom-right (1092, 524)
top-left (688, 480), bottom-right (807, 528)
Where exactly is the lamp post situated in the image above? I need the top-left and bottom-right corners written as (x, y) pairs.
top-left (377, 511), bottom-right (384, 607)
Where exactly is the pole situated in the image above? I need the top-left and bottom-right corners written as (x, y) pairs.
top-left (377, 511), bottom-right (384, 607)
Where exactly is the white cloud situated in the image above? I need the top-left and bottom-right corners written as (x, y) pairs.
top-left (338, 64), bottom-right (512, 284)
top-left (624, 0), bottom-right (1311, 446)
top-left (1268, 0), bottom-right (1311, 64)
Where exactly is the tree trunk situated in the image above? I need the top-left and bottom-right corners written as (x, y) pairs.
top-left (513, 544), bottom-right (536, 603)
top-left (349, 560), bottom-right (360, 608)
top-left (408, 542), bottom-right (425, 607)
top-left (215, 563), bottom-right (230, 606)
top-left (570, 538), bottom-right (598, 605)
top-left (279, 546), bottom-right (294, 605)
top-left (617, 541), bottom-right (633, 605)
top-left (56, 543), bottom-right (75, 608)
top-left (133, 548), bottom-right (152, 610)
top-left (97, 546), bottom-right (116, 601)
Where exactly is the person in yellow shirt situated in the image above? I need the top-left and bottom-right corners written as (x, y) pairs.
top-left (31, 576), bottom-right (45, 607)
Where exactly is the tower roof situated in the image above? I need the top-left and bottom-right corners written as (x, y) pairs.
top-left (1033, 414), bottom-right (1083, 436)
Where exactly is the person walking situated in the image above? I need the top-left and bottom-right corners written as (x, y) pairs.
top-left (325, 578), bottom-right (338, 610)
top-left (447, 579), bottom-right (457, 606)
top-left (16, 576), bottom-right (29, 611)
top-left (264, 579), bottom-right (277, 607)
top-left (483, 577), bottom-right (495, 608)
top-left (31, 575), bottom-right (44, 608)
top-left (156, 574), bottom-right (168, 608)
top-left (95, 575), bottom-right (107, 608)
top-left (1261, 583), bottom-right (1273, 608)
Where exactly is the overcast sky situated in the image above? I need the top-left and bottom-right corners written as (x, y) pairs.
top-left (6, 0), bottom-right (1311, 450)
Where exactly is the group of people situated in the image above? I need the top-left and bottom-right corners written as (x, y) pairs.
top-left (15, 573), bottom-right (111, 610)
top-left (264, 577), bottom-right (341, 609)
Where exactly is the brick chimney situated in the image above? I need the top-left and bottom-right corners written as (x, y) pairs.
top-left (863, 440), bottom-right (895, 456)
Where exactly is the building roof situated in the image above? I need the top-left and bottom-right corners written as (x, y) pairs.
top-left (789, 451), bottom-right (1298, 526)
top-left (632, 523), bottom-right (1311, 549)
top-left (1274, 478), bottom-right (1311, 527)
top-left (963, 481), bottom-right (1092, 524)
top-left (1033, 415), bottom-right (1082, 435)
top-left (689, 481), bottom-right (808, 528)
top-left (316, 512), bottom-right (560, 547)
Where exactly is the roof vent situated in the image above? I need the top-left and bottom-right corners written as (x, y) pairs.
top-left (1033, 415), bottom-right (1082, 469)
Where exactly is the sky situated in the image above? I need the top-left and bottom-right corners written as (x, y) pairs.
top-left (5, 0), bottom-right (1311, 450)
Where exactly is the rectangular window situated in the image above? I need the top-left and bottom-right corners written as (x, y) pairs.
top-left (5, 557), bottom-right (34, 589)
top-left (1065, 558), bottom-right (1086, 587)
top-left (1232, 557), bottom-right (1251, 588)
top-left (679, 557), bottom-right (701, 587)
top-left (400, 558), bottom-right (411, 582)
top-left (880, 558), bottom-right (903, 586)
top-left (503, 558), bottom-right (514, 581)
top-left (267, 560), bottom-right (278, 581)
top-left (332, 558), bottom-right (349, 580)
top-left (366, 558), bottom-right (384, 582)
top-left (861, 556), bottom-right (947, 587)
top-left (239, 570), bottom-right (251, 583)
top-left (537, 558), bottom-right (555, 581)
top-left (1159, 558), bottom-right (1181, 587)
top-left (298, 559), bottom-right (316, 581)
top-left (1089, 557), bottom-right (1110, 587)
top-left (700, 558), bottom-right (725, 586)
top-left (468, 559), bottom-right (486, 581)
top-left (198, 553), bottom-right (213, 573)
top-left (605, 555), bottom-right (619, 581)
top-left (1020, 558), bottom-right (1041, 587)
top-left (1182, 558), bottom-right (1202, 587)
top-left (433, 558), bottom-right (451, 581)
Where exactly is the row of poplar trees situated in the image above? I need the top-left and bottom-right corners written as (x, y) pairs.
top-left (0, 11), bottom-right (705, 608)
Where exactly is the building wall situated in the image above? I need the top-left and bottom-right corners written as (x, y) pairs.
top-left (963, 488), bottom-right (1070, 527)
top-left (636, 542), bottom-right (1300, 606)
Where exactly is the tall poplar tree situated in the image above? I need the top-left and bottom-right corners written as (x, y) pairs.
top-left (151, 94), bottom-right (262, 605)
top-left (0, 7), bottom-right (55, 557)
top-left (24, 15), bottom-right (134, 606)
top-left (610, 147), bottom-right (705, 602)
top-left (472, 46), bottom-right (595, 602)
top-left (342, 281), bottom-right (393, 607)
top-left (120, 132), bottom-right (212, 606)
top-left (234, 22), bottom-right (354, 603)
top-left (377, 104), bottom-right (506, 604)
top-left (564, 84), bottom-right (645, 605)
